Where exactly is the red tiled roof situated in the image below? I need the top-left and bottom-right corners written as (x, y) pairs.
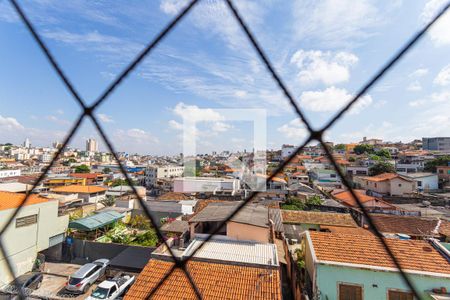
top-left (281, 210), bottom-right (357, 227)
top-left (70, 173), bottom-right (102, 179)
top-left (309, 231), bottom-right (450, 275)
top-left (332, 189), bottom-right (376, 205)
top-left (124, 259), bottom-right (281, 299)
top-left (51, 185), bottom-right (106, 194)
top-left (157, 192), bottom-right (191, 201)
top-left (0, 191), bottom-right (48, 211)
top-left (362, 173), bottom-right (412, 182)
top-left (370, 214), bottom-right (441, 237)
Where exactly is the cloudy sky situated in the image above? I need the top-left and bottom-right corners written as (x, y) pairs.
top-left (0, 0), bottom-right (449, 154)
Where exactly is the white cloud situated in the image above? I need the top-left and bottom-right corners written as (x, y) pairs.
top-left (159, 0), bottom-right (189, 15)
top-left (172, 102), bottom-right (224, 122)
top-left (293, 0), bottom-right (380, 47)
top-left (56, 109), bottom-right (64, 115)
top-left (409, 91), bottom-right (450, 107)
top-left (168, 120), bottom-right (183, 130)
top-left (0, 115), bottom-right (24, 131)
top-left (290, 50), bottom-right (358, 85)
top-left (211, 122), bottom-right (232, 132)
top-left (434, 64), bottom-right (450, 86)
top-left (406, 81), bottom-right (422, 92)
top-left (97, 113), bottom-right (114, 123)
top-left (45, 115), bottom-right (71, 126)
top-left (409, 68), bottom-right (429, 78)
top-left (277, 119), bottom-right (309, 140)
top-left (421, 0), bottom-right (450, 46)
top-left (115, 128), bottom-right (159, 144)
top-left (299, 87), bottom-right (372, 114)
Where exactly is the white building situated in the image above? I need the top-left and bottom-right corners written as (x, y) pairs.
top-left (0, 192), bottom-right (69, 286)
top-left (145, 165), bottom-right (184, 188)
top-left (402, 172), bottom-right (439, 192)
top-left (173, 177), bottom-right (240, 194)
top-left (39, 153), bottom-right (53, 163)
top-left (86, 138), bottom-right (98, 152)
top-left (23, 138), bottom-right (30, 148)
top-left (0, 169), bottom-right (21, 178)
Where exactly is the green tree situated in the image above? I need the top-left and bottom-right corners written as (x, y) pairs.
top-left (353, 144), bottom-right (374, 155)
top-left (305, 195), bottom-right (323, 206)
top-left (424, 156), bottom-right (450, 172)
top-left (369, 161), bottom-right (395, 176)
top-left (334, 144), bottom-right (346, 151)
top-left (348, 156), bottom-right (356, 162)
top-left (100, 195), bottom-right (116, 207)
top-left (375, 149), bottom-right (391, 159)
top-left (74, 164), bottom-right (90, 173)
top-left (103, 167), bottom-right (112, 174)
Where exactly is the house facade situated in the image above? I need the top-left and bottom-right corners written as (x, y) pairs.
top-left (354, 173), bottom-right (416, 196)
top-left (0, 192), bottom-right (69, 286)
top-left (301, 231), bottom-right (450, 300)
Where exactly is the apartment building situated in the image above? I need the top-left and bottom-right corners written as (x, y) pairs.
top-left (0, 192), bottom-right (69, 286)
top-left (423, 137), bottom-right (450, 152)
top-left (173, 177), bottom-right (240, 194)
top-left (144, 165), bottom-right (184, 188)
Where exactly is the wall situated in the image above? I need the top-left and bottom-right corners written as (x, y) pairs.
top-left (316, 263), bottom-right (450, 300)
top-left (417, 175), bottom-right (439, 191)
top-left (226, 221), bottom-right (269, 243)
top-left (389, 178), bottom-right (415, 196)
top-left (0, 200), bottom-right (68, 286)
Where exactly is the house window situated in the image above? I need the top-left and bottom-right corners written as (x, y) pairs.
top-left (417, 181), bottom-right (422, 187)
top-left (438, 169), bottom-right (443, 173)
top-left (330, 174), bottom-right (336, 178)
top-left (16, 214), bottom-right (38, 228)
top-left (339, 283), bottom-right (362, 300)
top-left (398, 183), bottom-right (402, 187)
top-left (388, 290), bottom-right (413, 300)
top-left (374, 183), bottom-right (377, 188)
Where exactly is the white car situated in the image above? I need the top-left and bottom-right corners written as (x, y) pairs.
top-left (87, 273), bottom-right (135, 300)
top-left (65, 259), bottom-right (110, 294)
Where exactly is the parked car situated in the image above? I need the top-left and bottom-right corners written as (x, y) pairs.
top-left (65, 259), bottom-right (110, 294)
top-left (87, 273), bottom-right (135, 300)
top-left (5, 272), bottom-right (43, 297)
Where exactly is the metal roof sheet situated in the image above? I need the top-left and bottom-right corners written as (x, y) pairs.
top-left (68, 211), bottom-right (123, 231)
top-left (182, 237), bottom-right (278, 267)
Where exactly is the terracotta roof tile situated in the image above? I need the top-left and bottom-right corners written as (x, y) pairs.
top-left (157, 192), bottom-right (191, 201)
top-left (320, 226), bottom-right (373, 235)
top-left (51, 185), bottom-right (106, 194)
top-left (362, 173), bottom-right (413, 182)
top-left (281, 210), bottom-right (357, 227)
top-left (309, 231), bottom-right (450, 275)
top-left (124, 260), bottom-right (281, 300)
top-left (371, 214), bottom-right (441, 237)
top-left (70, 173), bottom-right (102, 179)
top-left (439, 220), bottom-right (450, 237)
top-left (0, 191), bottom-right (48, 211)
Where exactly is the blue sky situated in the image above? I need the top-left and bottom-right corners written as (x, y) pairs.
top-left (0, 0), bottom-right (450, 155)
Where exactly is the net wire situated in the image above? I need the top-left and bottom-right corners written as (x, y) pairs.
top-left (1, 0), bottom-right (449, 299)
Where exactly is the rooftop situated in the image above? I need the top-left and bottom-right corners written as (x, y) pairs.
top-left (281, 210), bottom-right (357, 228)
top-left (402, 172), bottom-right (438, 178)
top-left (308, 231), bottom-right (450, 275)
top-left (189, 202), bottom-right (269, 228)
top-left (360, 173), bottom-right (413, 182)
top-left (0, 191), bottom-right (48, 211)
top-left (370, 214), bottom-right (444, 237)
top-left (68, 211), bottom-right (123, 231)
top-left (157, 192), bottom-right (191, 201)
top-left (51, 185), bottom-right (107, 194)
top-left (181, 237), bottom-right (278, 267)
top-left (160, 220), bottom-right (189, 233)
top-left (124, 259), bottom-right (281, 300)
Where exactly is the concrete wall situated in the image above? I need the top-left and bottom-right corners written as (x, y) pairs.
top-left (0, 200), bottom-right (68, 286)
top-left (226, 221), bottom-right (269, 243)
top-left (316, 263), bottom-right (450, 300)
top-left (389, 178), bottom-right (415, 196)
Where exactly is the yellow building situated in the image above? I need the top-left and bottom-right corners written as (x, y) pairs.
top-left (45, 177), bottom-right (86, 187)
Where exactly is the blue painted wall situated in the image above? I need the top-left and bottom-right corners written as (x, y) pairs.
top-left (316, 264), bottom-right (450, 300)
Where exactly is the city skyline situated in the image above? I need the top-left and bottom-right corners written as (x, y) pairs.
top-left (1, 0), bottom-right (450, 155)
